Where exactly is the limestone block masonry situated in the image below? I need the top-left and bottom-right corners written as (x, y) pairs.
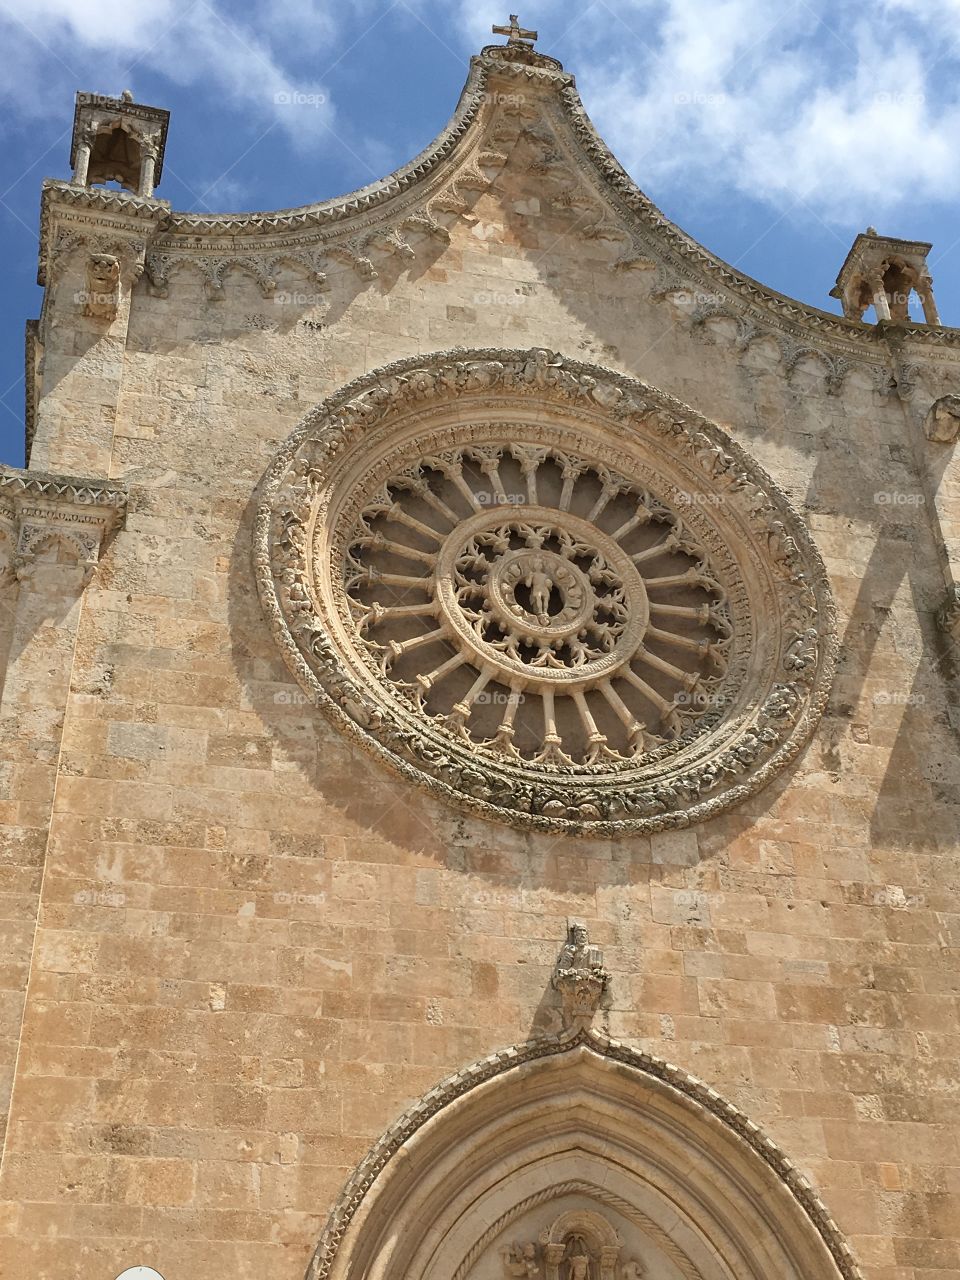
top-left (2, 19), bottom-right (960, 1280)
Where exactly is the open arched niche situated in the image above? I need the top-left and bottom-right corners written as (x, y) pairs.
top-left (306, 1029), bottom-right (860, 1280)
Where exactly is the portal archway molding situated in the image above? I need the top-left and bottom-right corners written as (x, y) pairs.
top-left (306, 1029), bottom-right (861, 1280)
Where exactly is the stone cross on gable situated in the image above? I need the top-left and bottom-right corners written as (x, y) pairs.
top-left (492, 13), bottom-right (538, 47)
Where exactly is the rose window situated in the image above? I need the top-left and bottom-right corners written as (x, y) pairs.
top-left (346, 446), bottom-right (731, 766)
top-left (257, 349), bottom-right (835, 831)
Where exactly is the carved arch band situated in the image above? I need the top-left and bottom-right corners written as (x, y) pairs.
top-left (306, 1030), bottom-right (860, 1280)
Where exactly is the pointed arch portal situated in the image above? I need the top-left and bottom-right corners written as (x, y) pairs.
top-left (306, 1031), bottom-right (860, 1280)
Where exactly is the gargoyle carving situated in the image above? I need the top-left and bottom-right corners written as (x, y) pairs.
top-left (923, 395), bottom-right (960, 443)
top-left (82, 253), bottom-right (121, 320)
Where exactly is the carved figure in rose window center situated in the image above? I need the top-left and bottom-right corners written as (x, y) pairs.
top-left (526, 559), bottom-right (554, 624)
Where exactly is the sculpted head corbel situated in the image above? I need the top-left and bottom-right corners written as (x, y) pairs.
top-left (923, 394), bottom-right (960, 443)
top-left (82, 252), bottom-right (122, 319)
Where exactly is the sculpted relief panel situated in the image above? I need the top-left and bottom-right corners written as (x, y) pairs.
top-left (494, 1200), bottom-right (689, 1280)
top-left (256, 348), bottom-right (836, 832)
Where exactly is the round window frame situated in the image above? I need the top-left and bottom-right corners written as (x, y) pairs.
top-left (255, 348), bottom-right (837, 834)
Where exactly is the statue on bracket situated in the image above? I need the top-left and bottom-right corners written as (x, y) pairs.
top-left (552, 920), bottom-right (609, 1028)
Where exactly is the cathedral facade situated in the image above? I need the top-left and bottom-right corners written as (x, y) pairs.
top-left (1, 19), bottom-right (959, 1280)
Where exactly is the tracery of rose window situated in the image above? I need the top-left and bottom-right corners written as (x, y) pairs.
top-left (258, 348), bottom-right (834, 830)
top-left (345, 444), bottom-right (731, 765)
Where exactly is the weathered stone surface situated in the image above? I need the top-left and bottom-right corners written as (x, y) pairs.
top-left (1, 20), bottom-right (960, 1280)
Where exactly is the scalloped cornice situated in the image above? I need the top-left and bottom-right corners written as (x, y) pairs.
top-left (145, 50), bottom-right (570, 241)
top-left (0, 464), bottom-right (127, 510)
top-left (152, 42), bottom-right (960, 356)
top-left (37, 180), bottom-right (170, 287)
top-left (37, 44), bottom-right (960, 356)
top-left (0, 464), bottom-right (127, 588)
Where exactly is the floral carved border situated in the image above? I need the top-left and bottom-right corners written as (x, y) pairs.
top-left (254, 347), bottom-right (837, 834)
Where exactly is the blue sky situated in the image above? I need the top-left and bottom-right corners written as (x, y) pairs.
top-left (3, 0), bottom-right (960, 467)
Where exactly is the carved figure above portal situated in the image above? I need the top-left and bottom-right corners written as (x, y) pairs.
top-left (552, 921), bottom-right (608, 1026)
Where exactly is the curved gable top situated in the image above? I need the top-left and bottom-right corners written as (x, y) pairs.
top-left (40, 35), bottom-right (956, 351)
top-left (307, 1028), bottom-right (861, 1280)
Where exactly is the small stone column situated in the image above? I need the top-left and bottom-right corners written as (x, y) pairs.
top-left (72, 132), bottom-right (92, 186)
top-left (543, 1243), bottom-right (565, 1280)
top-left (868, 271), bottom-right (892, 321)
top-left (918, 276), bottom-right (940, 325)
top-left (139, 145), bottom-right (158, 198)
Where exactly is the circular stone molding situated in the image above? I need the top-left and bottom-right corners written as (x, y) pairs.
top-left (255, 347), bottom-right (836, 833)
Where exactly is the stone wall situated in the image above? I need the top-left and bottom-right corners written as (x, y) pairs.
top-left (1, 69), bottom-right (960, 1280)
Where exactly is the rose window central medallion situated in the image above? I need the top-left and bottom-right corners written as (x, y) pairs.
top-left (442, 508), bottom-right (645, 674)
top-left (257, 348), bottom-right (836, 832)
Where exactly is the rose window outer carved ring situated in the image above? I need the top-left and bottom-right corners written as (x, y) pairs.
top-left (255, 348), bottom-right (837, 833)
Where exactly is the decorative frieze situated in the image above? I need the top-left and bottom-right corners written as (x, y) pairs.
top-left (0, 466), bottom-right (126, 590)
top-left (39, 214), bottom-right (152, 331)
top-left (37, 180), bottom-right (168, 292)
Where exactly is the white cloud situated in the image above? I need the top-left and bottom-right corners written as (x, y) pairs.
top-left (570, 0), bottom-right (960, 223)
top-left (17, 0), bottom-right (173, 45)
top-left (6, 0), bottom-right (960, 226)
top-left (0, 0), bottom-right (339, 149)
